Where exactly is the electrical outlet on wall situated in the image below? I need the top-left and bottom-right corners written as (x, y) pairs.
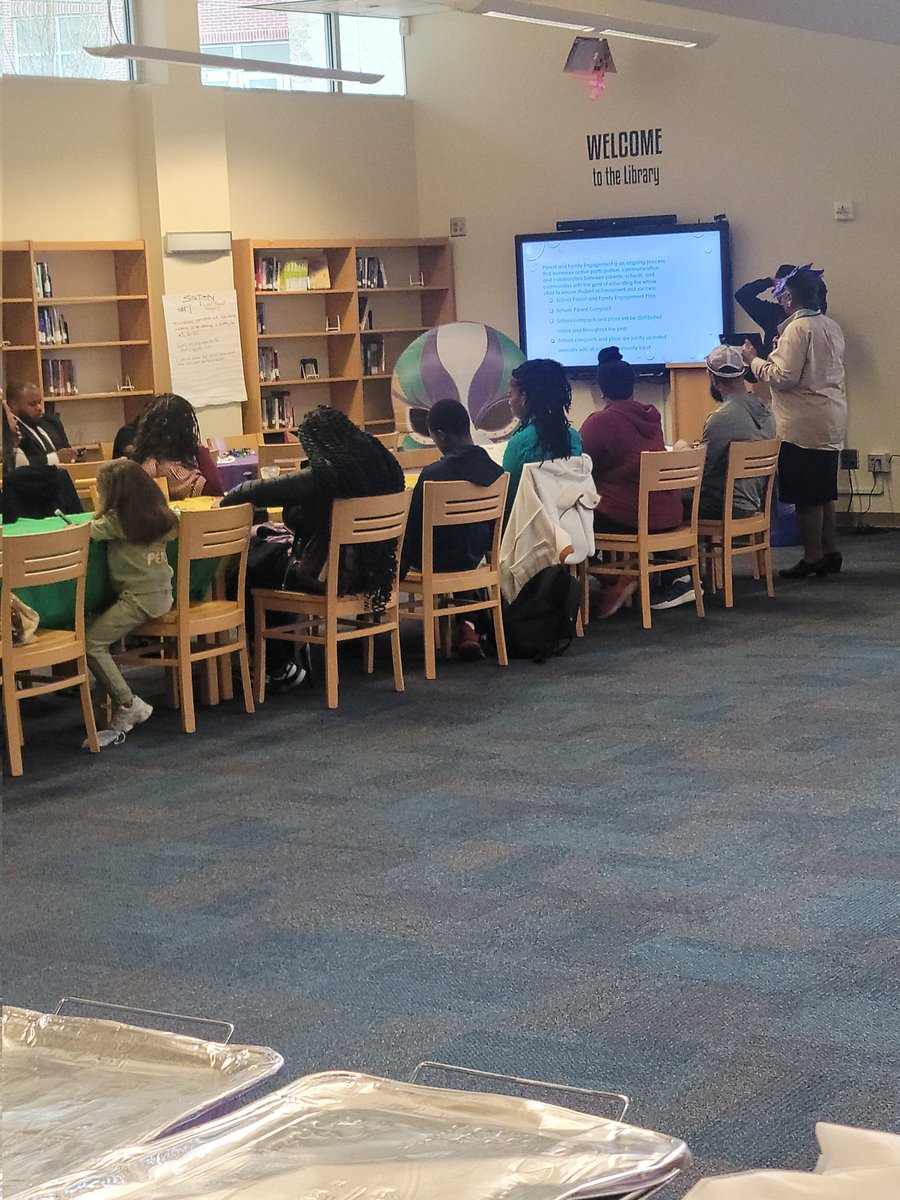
top-left (449, 217), bottom-right (467, 237)
top-left (868, 453), bottom-right (892, 475)
top-left (840, 448), bottom-right (859, 470)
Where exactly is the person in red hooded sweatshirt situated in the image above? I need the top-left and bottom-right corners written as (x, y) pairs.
top-left (579, 346), bottom-right (681, 618)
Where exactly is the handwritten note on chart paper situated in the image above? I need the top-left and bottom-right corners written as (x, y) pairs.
top-left (162, 291), bottom-right (247, 409)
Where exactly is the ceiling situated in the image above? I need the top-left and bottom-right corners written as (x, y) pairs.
top-left (625, 0), bottom-right (900, 46)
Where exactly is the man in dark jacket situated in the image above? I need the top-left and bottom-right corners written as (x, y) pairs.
top-left (401, 398), bottom-right (504, 659)
top-left (6, 381), bottom-right (74, 466)
top-left (735, 265), bottom-right (828, 356)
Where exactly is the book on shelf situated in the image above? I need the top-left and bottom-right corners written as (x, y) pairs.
top-left (307, 257), bottom-right (331, 290)
top-left (41, 358), bottom-right (77, 396)
top-left (264, 391), bottom-right (294, 430)
top-left (256, 302), bottom-right (266, 334)
top-left (357, 296), bottom-right (373, 330)
top-left (281, 260), bottom-right (309, 291)
top-left (362, 336), bottom-right (385, 375)
top-left (33, 261), bottom-right (52, 298)
top-left (255, 256), bottom-right (280, 291)
top-left (37, 307), bottom-right (70, 346)
top-left (356, 255), bottom-right (387, 289)
top-left (258, 346), bottom-right (280, 382)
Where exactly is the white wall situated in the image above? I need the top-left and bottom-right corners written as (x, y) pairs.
top-left (406, 2), bottom-right (900, 506)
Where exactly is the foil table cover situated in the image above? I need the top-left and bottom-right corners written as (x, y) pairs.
top-left (3, 1006), bottom-right (284, 1199)
top-left (20, 1070), bottom-right (690, 1200)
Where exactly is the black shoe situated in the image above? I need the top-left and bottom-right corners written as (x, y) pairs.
top-left (825, 551), bottom-right (843, 574)
top-left (267, 659), bottom-right (309, 693)
top-left (779, 557), bottom-right (829, 579)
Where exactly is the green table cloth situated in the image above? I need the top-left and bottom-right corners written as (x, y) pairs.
top-left (3, 512), bottom-right (218, 629)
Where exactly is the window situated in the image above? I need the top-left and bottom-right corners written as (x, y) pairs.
top-left (197, 0), bottom-right (405, 96)
top-left (2, 1), bottom-right (133, 81)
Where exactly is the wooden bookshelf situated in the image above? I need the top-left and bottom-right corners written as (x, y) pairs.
top-left (0, 241), bottom-right (156, 435)
top-left (233, 238), bottom-right (455, 435)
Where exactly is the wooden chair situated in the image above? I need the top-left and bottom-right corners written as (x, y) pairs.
top-left (116, 505), bottom-right (255, 734)
top-left (99, 441), bottom-right (114, 461)
top-left (400, 476), bottom-right (509, 679)
top-left (587, 447), bottom-right (708, 630)
top-left (394, 446), bottom-right (442, 470)
top-left (0, 525), bottom-right (99, 775)
top-left (373, 430), bottom-right (398, 450)
top-left (69, 442), bottom-right (104, 462)
top-left (88, 474), bottom-right (168, 512)
top-left (60, 460), bottom-right (106, 511)
top-left (698, 437), bottom-right (781, 608)
top-left (253, 491), bottom-right (411, 709)
top-left (257, 442), bottom-right (307, 476)
top-left (207, 434), bottom-right (262, 454)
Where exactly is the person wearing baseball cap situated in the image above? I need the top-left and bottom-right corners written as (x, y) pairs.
top-left (698, 344), bottom-right (776, 521)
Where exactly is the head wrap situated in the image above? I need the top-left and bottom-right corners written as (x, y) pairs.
top-left (772, 264), bottom-right (825, 300)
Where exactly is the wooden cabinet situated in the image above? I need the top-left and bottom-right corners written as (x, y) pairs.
top-left (1, 240), bottom-right (156, 430)
top-left (232, 238), bottom-right (455, 436)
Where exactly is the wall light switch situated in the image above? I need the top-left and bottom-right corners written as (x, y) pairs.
top-left (834, 201), bottom-right (855, 221)
top-left (450, 217), bottom-right (467, 237)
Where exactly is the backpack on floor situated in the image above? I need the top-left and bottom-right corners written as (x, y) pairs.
top-left (501, 565), bottom-right (581, 663)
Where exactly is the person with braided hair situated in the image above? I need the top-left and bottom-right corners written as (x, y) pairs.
top-left (132, 393), bottom-right (224, 499)
top-left (501, 358), bottom-right (583, 510)
top-left (220, 406), bottom-right (405, 689)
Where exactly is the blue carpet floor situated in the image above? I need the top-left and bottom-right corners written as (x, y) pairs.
top-left (5, 535), bottom-right (900, 1196)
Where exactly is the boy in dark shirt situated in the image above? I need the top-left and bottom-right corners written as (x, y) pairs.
top-left (401, 398), bottom-right (504, 659)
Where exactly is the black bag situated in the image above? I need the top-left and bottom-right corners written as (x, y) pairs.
top-left (502, 565), bottom-right (580, 662)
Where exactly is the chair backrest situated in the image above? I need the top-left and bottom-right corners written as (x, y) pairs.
top-left (60, 460), bottom-right (105, 508)
top-left (3, 523), bottom-right (91, 640)
top-left (88, 473), bottom-right (168, 513)
top-left (421, 476), bottom-right (509, 576)
top-left (99, 441), bottom-right (114, 461)
top-left (394, 446), bottom-right (442, 470)
top-left (257, 442), bottom-right (307, 474)
top-left (723, 436), bottom-right (781, 525)
top-left (373, 431), bottom-right (398, 451)
top-left (207, 434), bottom-right (261, 453)
top-left (637, 447), bottom-right (707, 535)
top-left (326, 491), bottom-right (412, 601)
top-left (70, 443), bottom-right (104, 462)
top-left (174, 504), bottom-right (254, 609)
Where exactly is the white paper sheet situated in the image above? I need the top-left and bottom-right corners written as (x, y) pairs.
top-left (163, 291), bottom-right (247, 410)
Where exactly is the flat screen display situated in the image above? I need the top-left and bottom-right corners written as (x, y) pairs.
top-left (515, 222), bottom-right (732, 374)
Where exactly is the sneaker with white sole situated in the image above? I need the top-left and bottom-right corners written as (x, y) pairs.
top-left (110, 695), bottom-right (153, 733)
top-left (650, 576), bottom-right (698, 610)
top-left (266, 659), bottom-right (309, 693)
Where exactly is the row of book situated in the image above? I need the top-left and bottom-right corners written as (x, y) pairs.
top-left (357, 256), bottom-right (388, 290)
top-left (33, 262), bottom-right (53, 298)
top-left (38, 308), bottom-right (70, 346)
top-left (258, 347), bottom-right (280, 382)
top-left (263, 392), bottom-right (295, 430)
top-left (42, 359), bottom-right (77, 396)
top-left (255, 257), bottom-right (332, 292)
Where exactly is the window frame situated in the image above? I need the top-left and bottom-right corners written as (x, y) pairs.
top-left (6, 1), bottom-right (135, 82)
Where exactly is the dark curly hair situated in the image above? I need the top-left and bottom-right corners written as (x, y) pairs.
top-left (132, 394), bottom-right (201, 468)
top-left (299, 407), bottom-right (405, 616)
top-left (596, 346), bottom-right (636, 401)
top-left (511, 359), bottom-right (574, 462)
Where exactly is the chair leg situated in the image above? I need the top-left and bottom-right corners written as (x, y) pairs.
top-left (580, 560), bottom-right (590, 627)
top-left (691, 554), bottom-right (706, 618)
top-left (254, 597), bottom-right (267, 704)
top-left (219, 631), bottom-right (235, 702)
top-left (3, 679), bottom-right (24, 776)
top-left (364, 632), bottom-right (375, 674)
top-left (763, 543), bottom-right (775, 597)
top-left (236, 628), bottom-right (255, 716)
top-left (177, 639), bottom-right (196, 734)
top-left (723, 541), bottom-right (735, 609)
top-left (325, 614), bottom-right (339, 709)
top-left (491, 591), bottom-right (508, 667)
top-left (638, 552), bottom-right (652, 629)
top-left (422, 598), bottom-right (437, 681)
top-left (202, 634), bottom-right (220, 706)
top-left (390, 619), bottom-right (405, 694)
top-left (78, 659), bottom-right (100, 753)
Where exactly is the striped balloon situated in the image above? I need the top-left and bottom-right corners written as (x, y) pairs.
top-left (391, 322), bottom-right (524, 447)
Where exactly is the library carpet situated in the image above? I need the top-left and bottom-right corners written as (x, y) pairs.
top-left (5, 534), bottom-right (900, 1196)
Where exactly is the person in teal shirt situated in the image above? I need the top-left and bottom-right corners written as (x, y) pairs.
top-left (502, 358), bottom-right (583, 508)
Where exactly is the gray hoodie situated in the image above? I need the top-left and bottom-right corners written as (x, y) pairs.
top-left (700, 389), bottom-right (776, 518)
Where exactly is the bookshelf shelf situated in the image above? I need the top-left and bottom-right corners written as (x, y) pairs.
top-left (45, 389), bottom-right (155, 402)
top-left (36, 295), bottom-right (149, 305)
top-left (234, 237), bottom-right (455, 434)
top-left (39, 339), bottom-right (150, 350)
top-left (1, 241), bottom-right (156, 435)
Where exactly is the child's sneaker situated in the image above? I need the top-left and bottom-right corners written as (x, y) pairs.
top-left (110, 695), bottom-right (153, 733)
